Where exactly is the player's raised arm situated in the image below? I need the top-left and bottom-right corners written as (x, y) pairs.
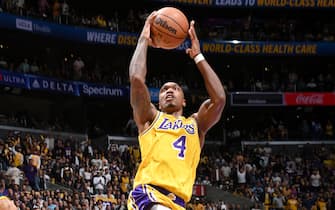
top-left (129, 12), bottom-right (158, 132)
top-left (186, 20), bottom-right (226, 147)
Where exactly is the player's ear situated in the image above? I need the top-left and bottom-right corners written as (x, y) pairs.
top-left (183, 99), bottom-right (186, 107)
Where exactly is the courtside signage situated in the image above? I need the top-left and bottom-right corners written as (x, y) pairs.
top-left (0, 69), bottom-right (27, 88)
top-left (29, 75), bottom-right (78, 95)
top-left (15, 18), bottom-right (32, 31)
top-left (284, 92), bottom-right (335, 106)
top-left (80, 83), bottom-right (125, 97)
top-left (156, 0), bottom-right (335, 8)
top-left (231, 92), bottom-right (284, 106)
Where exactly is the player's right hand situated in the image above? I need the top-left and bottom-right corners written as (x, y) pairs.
top-left (140, 11), bottom-right (158, 48)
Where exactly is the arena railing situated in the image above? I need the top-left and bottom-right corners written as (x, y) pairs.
top-left (241, 140), bottom-right (335, 152)
top-left (0, 124), bottom-right (87, 141)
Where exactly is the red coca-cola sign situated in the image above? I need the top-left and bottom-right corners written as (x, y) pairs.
top-left (193, 184), bottom-right (206, 196)
top-left (284, 92), bottom-right (335, 106)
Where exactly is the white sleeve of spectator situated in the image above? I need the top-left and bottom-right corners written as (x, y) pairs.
top-left (37, 157), bottom-right (41, 169)
top-left (9, 147), bottom-right (16, 155)
top-left (93, 177), bottom-right (99, 185)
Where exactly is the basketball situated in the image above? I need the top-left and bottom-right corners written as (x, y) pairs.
top-left (151, 7), bottom-right (189, 49)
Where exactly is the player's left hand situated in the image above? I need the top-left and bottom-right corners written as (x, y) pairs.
top-left (186, 20), bottom-right (201, 59)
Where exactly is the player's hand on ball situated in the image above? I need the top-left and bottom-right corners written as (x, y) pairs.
top-left (140, 11), bottom-right (158, 48)
top-left (186, 20), bottom-right (201, 59)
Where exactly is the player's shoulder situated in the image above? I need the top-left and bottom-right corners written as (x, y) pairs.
top-left (189, 113), bottom-right (198, 121)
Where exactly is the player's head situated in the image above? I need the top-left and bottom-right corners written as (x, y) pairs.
top-left (158, 82), bottom-right (186, 114)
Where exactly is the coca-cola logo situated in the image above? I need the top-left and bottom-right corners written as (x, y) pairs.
top-left (296, 94), bottom-right (324, 104)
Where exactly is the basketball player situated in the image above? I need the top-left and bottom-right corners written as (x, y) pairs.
top-left (127, 11), bottom-right (226, 210)
top-left (0, 196), bottom-right (17, 210)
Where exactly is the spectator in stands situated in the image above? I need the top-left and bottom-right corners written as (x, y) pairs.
top-left (64, 141), bottom-right (72, 158)
top-left (96, 14), bottom-right (107, 28)
top-left (194, 197), bottom-right (205, 210)
top-left (0, 178), bottom-right (8, 196)
top-left (236, 163), bottom-right (247, 189)
top-left (15, 0), bottom-right (24, 16)
top-left (316, 195), bottom-right (327, 210)
top-left (81, 138), bottom-right (93, 158)
top-left (302, 192), bottom-right (316, 210)
top-left (8, 145), bottom-right (23, 168)
top-left (0, 56), bottom-right (8, 69)
top-left (72, 56), bottom-right (84, 81)
top-left (306, 78), bottom-right (318, 90)
top-left (60, 162), bottom-right (73, 186)
top-left (202, 175), bottom-right (211, 186)
top-left (23, 157), bottom-right (39, 190)
top-left (123, 116), bottom-right (137, 137)
top-left (103, 166), bottom-right (111, 185)
top-left (17, 58), bottom-right (30, 73)
top-left (52, 0), bottom-right (61, 24)
top-left (38, 0), bottom-right (49, 18)
top-left (0, 142), bottom-right (10, 171)
top-left (61, 0), bottom-right (69, 24)
top-left (92, 170), bottom-right (105, 193)
top-left (310, 169), bottom-right (322, 192)
top-left (325, 119), bottom-right (334, 139)
top-left (28, 151), bottom-right (41, 170)
top-left (221, 161), bottom-right (231, 183)
top-left (272, 190), bottom-right (286, 210)
top-left (5, 163), bottom-right (22, 187)
top-left (311, 120), bottom-right (323, 140)
top-left (29, 60), bottom-right (40, 74)
top-left (107, 11), bottom-right (119, 32)
top-left (91, 153), bottom-right (103, 170)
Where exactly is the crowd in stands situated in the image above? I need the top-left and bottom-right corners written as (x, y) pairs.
top-left (0, 129), bottom-right (249, 209)
top-left (225, 114), bottom-right (334, 142)
top-left (0, 127), bottom-right (334, 209)
top-left (0, 0), bottom-right (334, 42)
top-left (0, 1), bottom-right (335, 94)
top-left (0, 131), bottom-right (131, 209)
top-left (0, 52), bottom-right (334, 94)
top-left (197, 143), bottom-right (335, 209)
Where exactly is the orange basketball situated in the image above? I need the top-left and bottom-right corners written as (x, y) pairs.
top-left (151, 7), bottom-right (189, 50)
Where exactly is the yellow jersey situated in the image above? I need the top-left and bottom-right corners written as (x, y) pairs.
top-left (286, 199), bottom-right (298, 210)
top-left (133, 111), bottom-right (201, 202)
top-left (13, 152), bottom-right (24, 167)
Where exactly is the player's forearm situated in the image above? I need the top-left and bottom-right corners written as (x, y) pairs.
top-left (129, 37), bottom-right (149, 83)
top-left (197, 60), bottom-right (226, 104)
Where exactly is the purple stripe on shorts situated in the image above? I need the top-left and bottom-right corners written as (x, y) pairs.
top-left (131, 184), bottom-right (185, 209)
top-left (131, 185), bottom-right (153, 210)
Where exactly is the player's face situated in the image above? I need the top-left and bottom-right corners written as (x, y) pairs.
top-left (159, 82), bottom-right (185, 113)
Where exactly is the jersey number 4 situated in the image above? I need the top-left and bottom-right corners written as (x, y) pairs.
top-left (172, 136), bottom-right (186, 159)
